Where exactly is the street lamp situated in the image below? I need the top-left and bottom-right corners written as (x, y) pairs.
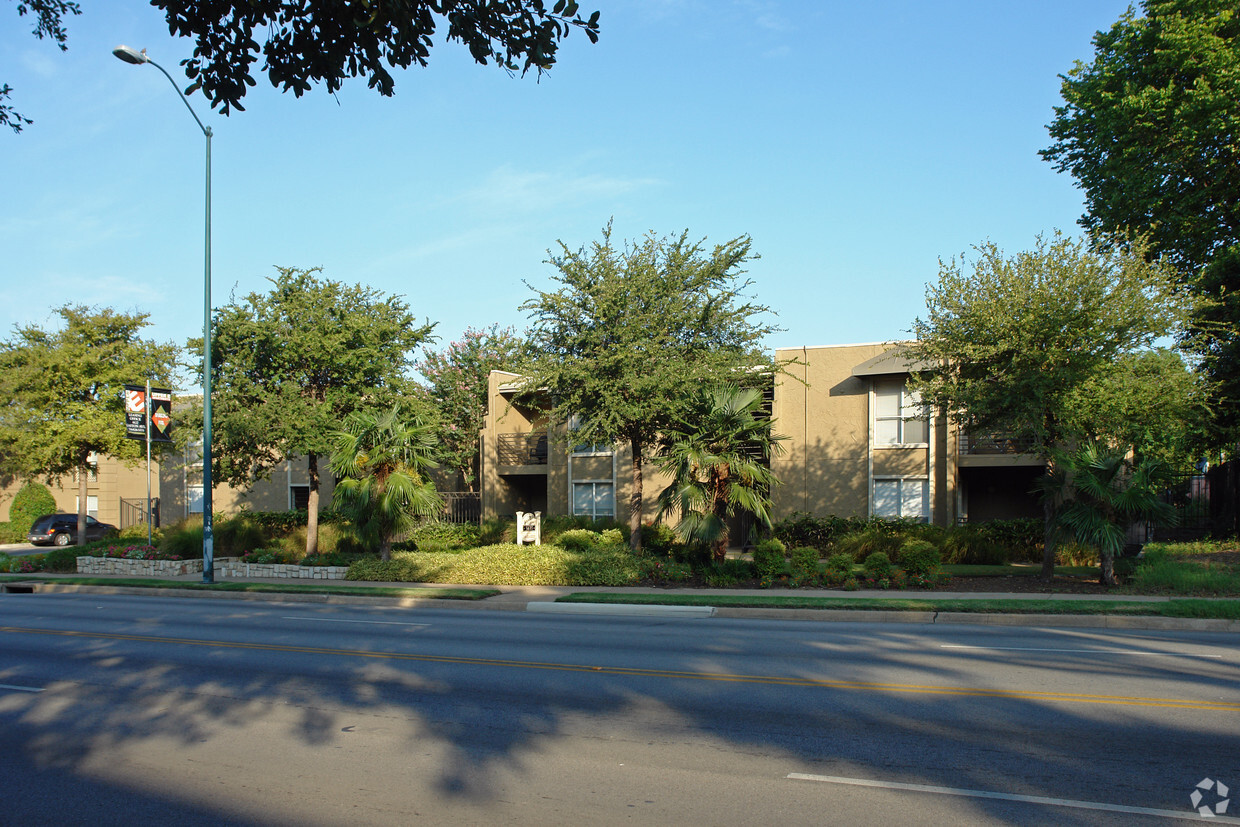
top-left (113, 45), bottom-right (215, 583)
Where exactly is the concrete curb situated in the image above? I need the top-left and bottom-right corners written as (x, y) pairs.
top-left (4, 581), bottom-right (1239, 632)
top-left (528, 601), bottom-right (715, 618)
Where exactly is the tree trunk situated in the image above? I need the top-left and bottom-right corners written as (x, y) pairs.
top-left (1099, 550), bottom-right (1116, 586)
top-left (1040, 496), bottom-right (1057, 581)
top-left (379, 536), bottom-right (392, 562)
top-left (629, 436), bottom-right (644, 553)
top-left (77, 454), bottom-right (89, 546)
top-left (306, 452), bottom-right (320, 557)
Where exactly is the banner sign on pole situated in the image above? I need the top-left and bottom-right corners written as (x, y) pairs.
top-left (124, 385), bottom-right (174, 443)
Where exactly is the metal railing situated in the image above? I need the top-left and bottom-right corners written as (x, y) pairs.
top-left (120, 497), bottom-right (160, 529)
top-left (958, 433), bottom-right (1036, 455)
top-left (498, 432), bottom-right (549, 465)
top-left (439, 492), bottom-right (481, 524)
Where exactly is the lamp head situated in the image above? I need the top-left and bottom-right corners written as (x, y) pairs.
top-left (112, 45), bottom-right (149, 65)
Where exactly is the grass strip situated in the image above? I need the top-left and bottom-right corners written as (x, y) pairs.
top-left (0, 576), bottom-right (498, 600)
top-left (559, 592), bottom-right (1240, 619)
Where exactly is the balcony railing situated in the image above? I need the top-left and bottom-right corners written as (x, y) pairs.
top-left (498, 432), bottom-right (549, 465)
top-left (959, 433), bottom-right (1036, 455)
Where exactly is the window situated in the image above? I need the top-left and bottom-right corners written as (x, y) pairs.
top-left (873, 479), bottom-right (928, 521)
top-left (187, 486), bottom-right (204, 514)
top-left (290, 484), bottom-right (310, 511)
top-left (75, 495), bottom-right (99, 519)
top-left (568, 414), bottom-right (612, 455)
top-left (874, 379), bottom-right (928, 445)
top-left (572, 482), bottom-right (615, 519)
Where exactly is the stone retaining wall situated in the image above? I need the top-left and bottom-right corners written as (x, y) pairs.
top-left (217, 561), bottom-right (350, 580)
top-left (76, 556), bottom-right (349, 580)
top-left (77, 557), bottom-right (203, 577)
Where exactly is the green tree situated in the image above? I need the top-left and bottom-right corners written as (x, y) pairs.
top-left (1037, 444), bottom-right (1175, 586)
top-left (204, 267), bottom-right (435, 556)
top-left (520, 224), bottom-right (783, 552)
top-left (0, 305), bottom-right (179, 544)
top-left (1042, 0), bottom-right (1240, 449)
top-left (1063, 348), bottom-right (1210, 469)
top-left (329, 404), bottom-right (443, 561)
top-left (6, 1), bottom-right (598, 128)
top-left (417, 324), bottom-right (528, 493)
top-left (908, 233), bottom-right (1186, 578)
top-left (654, 385), bottom-right (785, 561)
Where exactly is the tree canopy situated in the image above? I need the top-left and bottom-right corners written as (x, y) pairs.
top-left (908, 233), bottom-right (1187, 576)
top-left (1042, 0), bottom-right (1240, 275)
top-left (519, 223), bottom-right (783, 551)
top-left (417, 324), bottom-right (528, 493)
top-left (0, 304), bottom-right (179, 542)
top-left (5, 0), bottom-right (600, 129)
top-left (204, 266), bottom-right (435, 555)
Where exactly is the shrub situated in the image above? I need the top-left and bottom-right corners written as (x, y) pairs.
top-left (789, 546), bottom-right (820, 581)
top-left (283, 523), bottom-right (369, 557)
top-left (42, 546), bottom-right (81, 572)
top-left (213, 514), bottom-right (270, 556)
top-left (751, 538), bottom-right (787, 578)
top-left (556, 529), bottom-right (601, 552)
top-left (772, 512), bottom-right (858, 550)
top-left (897, 539), bottom-right (941, 575)
top-left (300, 551), bottom-right (352, 567)
top-left (160, 517), bottom-right (204, 559)
top-left (479, 517), bottom-right (516, 545)
top-left (0, 522), bottom-right (23, 543)
top-left (116, 523), bottom-right (163, 544)
top-left (641, 521), bottom-right (682, 556)
top-left (703, 559), bottom-right (751, 587)
top-left (347, 543), bottom-right (644, 586)
top-left (972, 519), bottom-right (1042, 562)
top-left (863, 551), bottom-right (894, 579)
top-left (941, 526), bottom-right (1010, 565)
top-left (639, 557), bottom-right (693, 583)
top-left (835, 528), bottom-right (903, 562)
top-left (241, 547), bottom-right (299, 565)
top-left (407, 521), bottom-right (482, 552)
top-left (10, 482), bottom-right (56, 534)
top-left (1056, 541), bottom-right (1098, 567)
top-left (825, 553), bottom-right (854, 576)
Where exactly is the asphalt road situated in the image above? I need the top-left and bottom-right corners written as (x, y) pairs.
top-left (1, 592), bottom-right (1237, 825)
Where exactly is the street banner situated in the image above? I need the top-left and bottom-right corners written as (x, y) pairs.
top-left (124, 385), bottom-right (174, 442)
top-left (149, 388), bottom-right (173, 443)
top-left (125, 384), bottom-right (146, 440)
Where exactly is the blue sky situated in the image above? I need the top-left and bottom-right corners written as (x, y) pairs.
top-left (2, 1), bottom-right (1132, 386)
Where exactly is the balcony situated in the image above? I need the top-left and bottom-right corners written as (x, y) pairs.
top-left (498, 432), bottom-right (548, 467)
top-left (957, 432), bottom-right (1042, 467)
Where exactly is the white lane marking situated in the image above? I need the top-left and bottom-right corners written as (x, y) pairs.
top-left (0, 684), bottom-right (44, 692)
top-left (787, 773), bottom-right (1238, 823)
top-left (940, 644), bottom-right (1222, 658)
top-left (281, 617), bottom-right (429, 628)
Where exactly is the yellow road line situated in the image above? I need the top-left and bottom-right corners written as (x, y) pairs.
top-left (5, 625), bottom-right (1238, 712)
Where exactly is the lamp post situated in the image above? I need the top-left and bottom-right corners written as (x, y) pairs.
top-left (113, 45), bottom-right (214, 583)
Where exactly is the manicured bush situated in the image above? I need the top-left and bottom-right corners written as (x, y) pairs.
top-left (825, 553), bottom-right (854, 576)
top-left (789, 546), bottom-right (820, 581)
top-left (300, 551), bottom-right (352, 567)
top-left (0, 523), bottom-right (23, 543)
top-left (41, 546), bottom-right (81, 572)
top-left (863, 551), bottom-right (894, 579)
top-left (751, 538), bottom-right (787, 578)
top-left (10, 482), bottom-right (56, 535)
top-left (972, 519), bottom-right (1042, 562)
top-left (772, 512), bottom-right (860, 550)
top-left (897, 539), bottom-right (941, 575)
top-left (703, 558), bottom-right (752, 587)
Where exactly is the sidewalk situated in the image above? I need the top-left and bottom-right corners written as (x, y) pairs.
top-left (6, 570), bottom-right (1239, 632)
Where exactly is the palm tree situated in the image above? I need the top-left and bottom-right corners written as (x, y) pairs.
top-left (1038, 443), bottom-right (1175, 585)
top-left (329, 404), bottom-right (443, 561)
top-left (654, 384), bottom-right (785, 561)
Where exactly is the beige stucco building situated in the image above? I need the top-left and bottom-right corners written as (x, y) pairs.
top-left (478, 343), bottom-right (1044, 529)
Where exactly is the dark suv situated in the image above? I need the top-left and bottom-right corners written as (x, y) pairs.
top-left (28, 514), bottom-right (117, 546)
